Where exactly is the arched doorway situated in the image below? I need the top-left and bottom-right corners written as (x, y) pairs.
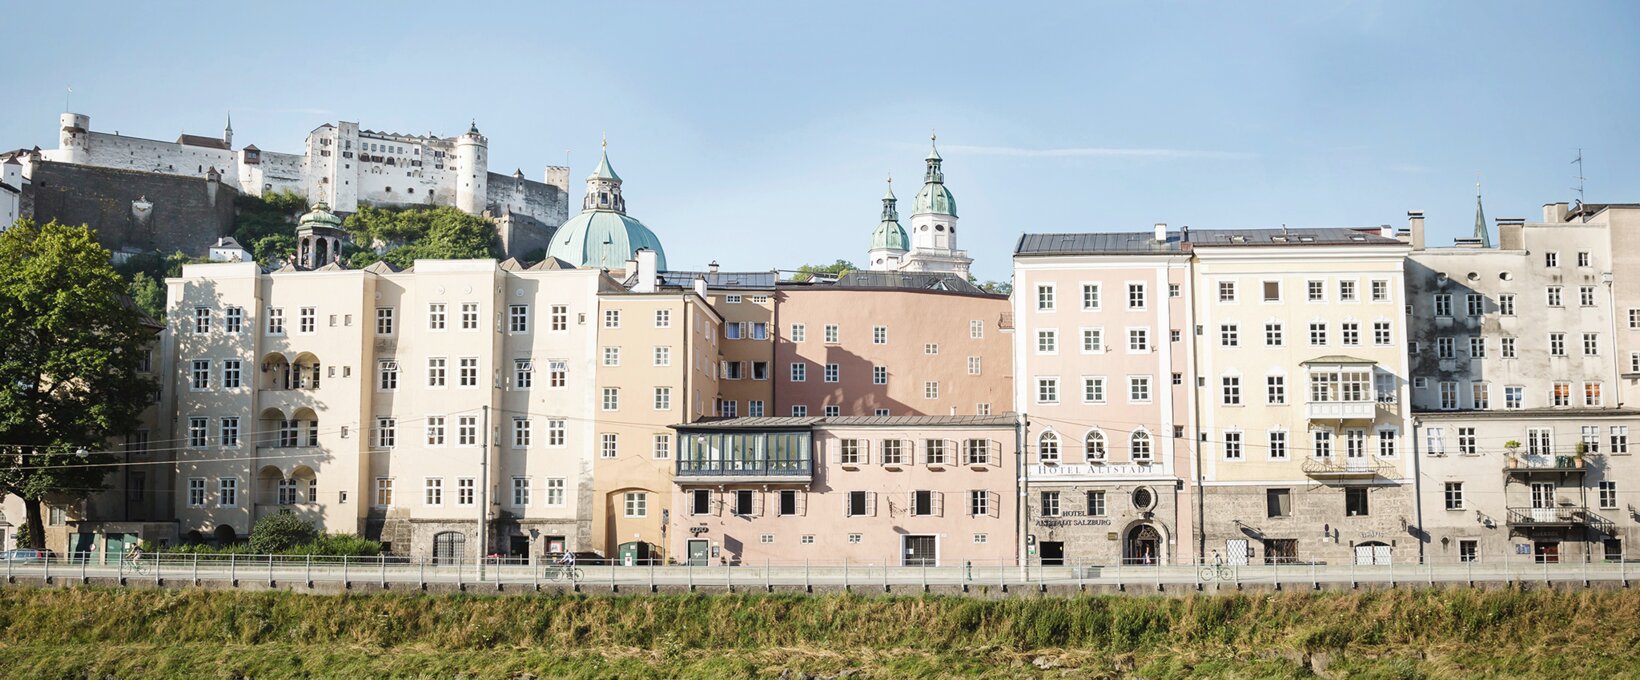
top-left (433, 531), bottom-right (466, 564)
top-left (214, 524), bottom-right (237, 546)
top-left (1125, 524), bottom-right (1162, 565)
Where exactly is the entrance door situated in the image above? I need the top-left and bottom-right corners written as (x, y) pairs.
top-left (1263, 539), bottom-right (1298, 564)
top-left (1126, 525), bottom-right (1161, 565)
top-left (71, 533), bottom-right (96, 564)
top-left (687, 539), bottom-right (709, 566)
top-left (508, 536), bottom-right (529, 559)
top-left (1226, 539), bottom-right (1250, 566)
top-left (105, 533), bottom-right (133, 565)
top-left (1039, 541), bottom-right (1064, 566)
top-left (432, 531), bottom-right (465, 564)
top-left (903, 535), bottom-right (937, 566)
top-left (1531, 483), bottom-right (1557, 522)
top-left (1534, 541), bottom-right (1560, 564)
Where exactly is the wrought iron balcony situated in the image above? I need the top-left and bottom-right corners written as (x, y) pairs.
top-left (1300, 456), bottom-right (1396, 479)
top-left (1305, 400), bottom-right (1378, 421)
top-left (1506, 506), bottom-right (1615, 534)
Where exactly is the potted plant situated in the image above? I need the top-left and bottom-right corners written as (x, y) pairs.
top-left (1504, 440), bottom-right (1521, 467)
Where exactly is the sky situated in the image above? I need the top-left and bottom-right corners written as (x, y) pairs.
top-left (3, 1), bottom-right (1637, 282)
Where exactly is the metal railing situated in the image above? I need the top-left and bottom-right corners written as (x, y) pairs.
top-left (1300, 456), bottom-right (1396, 478)
top-left (3, 551), bottom-right (1635, 593)
top-left (1506, 506), bottom-right (1616, 534)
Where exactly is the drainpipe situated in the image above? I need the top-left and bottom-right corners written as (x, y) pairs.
top-left (1017, 413), bottom-right (1028, 574)
top-left (1410, 416), bottom-right (1424, 564)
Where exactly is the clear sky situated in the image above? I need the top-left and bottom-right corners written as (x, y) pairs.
top-left (3, 1), bottom-right (1637, 282)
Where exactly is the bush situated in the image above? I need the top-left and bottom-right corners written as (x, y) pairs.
top-left (247, 512), bottom-right (319, 554)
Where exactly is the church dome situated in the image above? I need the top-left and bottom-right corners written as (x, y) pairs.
top-left (871, 219), bottom-right (908, 252)
top-left (546, 210), bottom-right (667, 270)
top-left (298, 202), bottom-right (343, 229)
top-left (912, 183), bottom-right (956, 217)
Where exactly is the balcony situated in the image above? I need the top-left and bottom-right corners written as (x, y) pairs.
top-left (1301, 456), bottom-right (1395, 480)
top-left (1305, 400), bottom-right (1378, 421)
top-left (676, 430), bottom-right (813, 484)
top-left (1503, 454), bottom-right (1587, 476)
top-left (1506, 506), bottom-right (1615, 535)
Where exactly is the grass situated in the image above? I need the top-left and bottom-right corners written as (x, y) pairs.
top-left (0, 587), bottom-right (1636, 678)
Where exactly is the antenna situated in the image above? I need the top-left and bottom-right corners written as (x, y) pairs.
top-left (1572, 148), bottom-right (1586, 212)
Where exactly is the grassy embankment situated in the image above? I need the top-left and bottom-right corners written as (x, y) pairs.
top-left (0, 587), bottom-right (1635, 678)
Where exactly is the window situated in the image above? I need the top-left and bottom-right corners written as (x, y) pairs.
top-left (1308, 322), bottom-right (1327, 346)
top-left (1581, 286), bottom-right (1597, 307)
top-left (1266, 375), bottom-right (1286, 404)
top-left (1471, 383), bottom-right (1489, 409)
top-left (601, 433), bottom-right (618, 458)
top-left (1463, 293), bottom-right (1483, 317)
top-left (839, 439), bottom-right (864, 465)
top-left (654, 386), bottom-right (672, 410)
top-left (1345, 487), bottom-right (1369, 516)
top-left (1036, 330), bottom-right (1057, 353)
top-left (218, 478), bottom-right (238, 508)
top-left (882, 439), bottom-right (906, 465)
top-left (457, 416), bottom-right (477, 447)
top-left (1373, 322), bottom-right (1391, 345)
top-left (1129, 376), bottom-right (1151, 402)
top-left (1169, 284), bottom-right (1181, 297)
top-left (871, 325), bottom-right (886, 344)
top-left (424, 479), bottom-right (444, 506)
top-left (426, 357), bottom-right (447, 387)
top-left (1221, 376), bottom-right (1242, 405)
top-left (1553, 382), bottom-right (1572, 406)
top-left (1469, 336), bottom-right (1486, 358)
top-left (1499, 294), bottom-right (1515, 316)
top-left (1631, 309), bottom-right (1640, 330)
top-left (375, 417), bottom-right (396, 448)
top-left (1262, 281), bottom-right (1281, 302)
top-left (1127, 283), bottom-right (1146, 309)
top-left (458, 357), bottom-right (479, 387)
top-left (1128, 328), bottom-right (1149, 352)
top-left (966, 489), bottom-right (990, 517)
top-left (376, 360), bottom-right (399, 390)
top-left (734, 489), bottom-right (755, 516)
top-left (788, 362), bottom-right (808, 382)
top-left (1612, 426), bottom-right (1629, 454)
top-left (456, 478), bottom-right (474, 506)
top-left (1341, 322), bottom-right (1359, 346)
top-left (1599, 482), bottom-right (1618, 510)
top-left (1031, 376), bottom-right (1061, 404)
top-left (1582, 425), bottom-right (1601, 454)
top-left (220, 359), bottom-right (243, 389)
top-left (623, 492), bottom-right (648, 518)
top-left (1501, 337), bottom-right (1517, 358)
top-left (187, 417), bottom-right (208, 447)
top-left (1036, 284), bottom-right (1055, 311)
top-left (193, 307), bottom-right (211, 334)
top-left (1081, 283), bottom-right (1101, 310)
top-left (1268, 431), bottom-right (1288, 460)
top-left (189, 360), bottom-right (210, 391)
top-left (968, 356), bottom-right (982, 375)
top-left (872, 366), bottom-right (887, 385)
top-left (187, 478), bottom-right (206, 507)
top-left (910, 490), bottom-right (937, 516)
top-left (224, 306), bottom-right (242, 333)
top-left (1439, 381), bottom-right (1458, 409)
top-left (602, 346), bottom-right (621, 367)
top-left (550, 305), bottom-right (568, 331)
top-left (958, 438), bottom-right (990, 466)
top-left (1040, 491), bottom-right (1061, 517)
top-left (1218, 281), bottom-right (1236, 302)
top-left (1220, 323), bottom-right (1239, 347)
top-left (1528, 428), bottom-right (1553, 455)
top-left (1224, 431), bottom-right (1243, 460)
top-left (1371, 280), bottom-right (1389, 302)
top-left (603, 309), bottom-right (621, 328)
top-left (375, 478), bottom-right (394, 507)
top-left (1313, 430), bottom-right (1333, 458)
top-left (847, 492), bottom-right (870, 517)
top-left (1036, 432), bottom-right (1060, 464)
top-left (266, 307), bottom-right (285, 335)
top-left (510, 359), bottom-right (533, 388)
top-left (1547, 286), bottom-right (1563, 307)
top-left (602, 387), bottom-right (620, 411)
top-left (791, 405), bottom-right (808, 417)
top-left (1444, 482), bottom-right (1464, 510)
top-left (1266, 488), bottom-right (1291, 517)
top-left (1130, 430), bottom-right (1152, 462)
top-left (1083, 377), bottom-right (1105, 403)
top-left (1081, 328), bottom-right (1104, 352)
top-left (512, 417), bottom-right (531, 448)
top-left (1585, 333), bottom-right (1600, 356)
top-left (546, 419), bottom-right (565, 447)
top-left (724, 322), bottom-right (742, 340)
top-left (1433, 294), bottom-right (1452, 317)
top-left (923, 381), bottom-right (940, 399)
top-left (1585, 381), bottom-right (1603, 407)
top-left (749, 400), bottom-right (766, 417)
top-left (1435, 337), bottom-right (1454, 359)
top-left (752, 362), bottom-right (768, 380)
top-left (508, 305), bottom-right (529, 333)
top-left (924, 439), bottom-right (948, 465)
top-left (373, 307), bottom-right (395, 335)
top-left (1265, 322), bottom-right (1284, 346)
top-left (1078, 490), bottom-right (1105, 518)
top-left (1378, 429), bottom-right (1397, 457)
top-left (1579, 251), bottom-right (1592, 267)
top-left (1546, 251), bottom-right (1559, 267)
top-left (1339, 280), bottom-right (1357, 302)
top-left (425, 303), bottom-right (447, 330)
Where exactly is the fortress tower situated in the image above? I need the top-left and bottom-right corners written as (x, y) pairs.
top-left (454, 121), bottom-right (488, 214)
top-left (58, 113), bottom-right (91, 165)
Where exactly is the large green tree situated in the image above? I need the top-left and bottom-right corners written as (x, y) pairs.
top-left (0, 221), bottom-right (157, 549)
top-left (342, 205), bottom-right (500, 269)
top-left (792, 259), bottom-right (854, 282)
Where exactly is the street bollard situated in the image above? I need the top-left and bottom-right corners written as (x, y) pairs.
top-left (420, 559), bottom-right (426, 590)
top-left (455, 557), bottom-right (461, 590)
top-left (44, 552), bottom-right (51, 584)
top-left (1075, 560), bottom-right (1083, 591)
top-left (650, 558), bottom-right (656, 593)
top-left (387, 556), bottom-right (393, 590)
top-left (842, 558), bottom-right (848, 591)
top-left (883, 560), bottom-right (889, 593)
top-left (155, 553), bottom-right (162, 586)
top-left (688, 561), bottom-right (693, 591)
top-left (81, 553), bottom-right (88, 584)
top-left (1311, 560), bottom-right (1318, 590)
top-left (805, 560), bottom-right (811, 593)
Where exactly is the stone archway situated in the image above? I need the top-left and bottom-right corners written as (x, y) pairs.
top-left (1124, 523), bottom-right (1165, 566)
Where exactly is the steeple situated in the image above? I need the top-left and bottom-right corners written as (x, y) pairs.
top-left (1473, 178), bottom-right (1492, 248)
top-left (589, 136), bottom-right (621, 181)
top-left (582, 138), bottom-right (626, 213)
top-left (881, 174), bottom-right (898, 221)
top-left (223, 111), bottom-right (233, 148)
top-left (924, 131), bottom-right (943, 183)
top-left (868, 174), bottom-right (909, 270)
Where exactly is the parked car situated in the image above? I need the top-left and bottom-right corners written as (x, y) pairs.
top-left (1, 549), bottom-right (58, 563)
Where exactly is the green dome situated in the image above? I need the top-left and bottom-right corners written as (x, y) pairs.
top-left (913, 183), bottom-right (956, 217)
top-left (871, 219), bottom-right (908, 251)
top-left (546, 210), bottom-right (667, 270)
top-left (298, 202), bottom-right (343, 229)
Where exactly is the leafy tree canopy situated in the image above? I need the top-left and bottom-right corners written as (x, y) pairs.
top-left (0, 221), bottom-right (157, 548)
top-left (231, 190), bottom-right (307, 257)
top-left (342, 206), bottom-right (501, 269)
top-left (793, 259), bottom-right (855, 282)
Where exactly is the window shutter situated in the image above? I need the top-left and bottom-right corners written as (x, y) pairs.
top-left (866, 491), bottom-right (877, 517)
top-left (933, 491), bottom-right (945, 517)
top-left (797, 490), bottom-right (808, 516)
top-left (753, 490), bottom-right (764, 517)
top-left (988, 490), bottom-right (1001, 518)
top-left (862, 440), bottom-right (871, 465)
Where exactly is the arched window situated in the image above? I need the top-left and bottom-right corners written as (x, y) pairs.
top-left (1085, 430), bottom-right (1107, 461)
top-left (1038, 431), bottom-right (1060, 464)
top-left (1131, 430), bottom-right (1153, 462)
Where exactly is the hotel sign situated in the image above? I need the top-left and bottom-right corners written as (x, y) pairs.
top-left (1029, 464), bottom-right (1162, 477)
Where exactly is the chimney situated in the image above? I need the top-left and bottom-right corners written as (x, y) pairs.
top-left (708, 260), bottom-right (719, 274)
top-left (1542, 202), bottom-right (1570, 223)
top-left (693, 276), bottom-right (708, 300)
top-left (632, 248), bottom-right (659, 293)
top-left (1407, 211), bottom-right (1425, 251)
top-left (1379, 224), bottom-right (1394, 239)
top-left (1497, 218), bottom-right (1526, 250)
top-left (1154, 222), bottom-right (1167, 243)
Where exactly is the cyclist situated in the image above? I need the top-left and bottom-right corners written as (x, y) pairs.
top-left (126, 543), bottom-right (146, 564)
top-left (558, 550), bottom-right (577, 567)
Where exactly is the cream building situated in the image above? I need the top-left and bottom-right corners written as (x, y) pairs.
top-left (1190, 227), bottom-right (1414, 566)
top-left (165, 248), bottom-right (609, 560)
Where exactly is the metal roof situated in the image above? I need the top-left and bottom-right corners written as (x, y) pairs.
top-left (1188, 228), bottom-right (1402, 247)
top-left (1301, 355), bottom-right (1377, 365)
top-left (822, 271), bottom-right (988, 294)
top-left (1017, 227), bottom-right (1401, 256)
top-left (1015, 232), bottom-right (1185, 256)
top-left (655, 271), bottom-right (778, 289)
top-left (675, 414), bottom-right (1016, 431)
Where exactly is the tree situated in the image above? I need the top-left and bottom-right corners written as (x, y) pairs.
top-left (231, 190), bottom-right (307, 249)
top-left (342, 206), bottom-right (500, 268)
top-left (247, 511), bottom-right (320, 554)
top-left (0, 221), bottom-right (157, 549)
top-left (128, 272), bottom-right (165, 321)
top-left (793, 259), bottom-right (855, 282)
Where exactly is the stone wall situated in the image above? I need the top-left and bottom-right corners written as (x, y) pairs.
top-left (26, 161), bottom-right (236, 255)
top-left (1199, 482), bottom-right (1417, 565)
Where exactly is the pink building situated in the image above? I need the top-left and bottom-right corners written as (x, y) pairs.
top-left (668, 415), bottom-right (1019, 566)
top-left (774, 272), bottom-right (1013, 418)
top-left (1011, 228), bottom-right (1199, 565)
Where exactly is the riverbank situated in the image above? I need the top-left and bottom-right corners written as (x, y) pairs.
top-left (0, 587), bottom-right (1634, 678)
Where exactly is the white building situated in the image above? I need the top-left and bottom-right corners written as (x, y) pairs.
top-left (866, 135), bottom-right (973, 278)
top-left (0, 156), bottom-right (20, 228)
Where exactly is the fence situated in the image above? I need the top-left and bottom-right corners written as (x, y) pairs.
top-left (3, 551), bottom-right (1636, 593)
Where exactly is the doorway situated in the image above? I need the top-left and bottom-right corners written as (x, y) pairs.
top-left (1226, 539), bottom-right (1250, 565)
top-left (903, 535), bottom-right (937, 566)
top-left (687, 539), bottom-right (710, 566)
top-left (1039, 541), bottom-right (1065, 566)
top-left (1354, 541), bottom-right (1392, 565)
top-left (1531, 482), bottom-right (1557, 522)
top-left (1534, 541), bottom-right (1560, 564)
top-left (1125, 525), bottom-right (1161, 565)
top-left (432, 531), bottom-right (466, 564)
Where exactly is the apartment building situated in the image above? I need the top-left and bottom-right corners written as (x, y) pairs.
top-left (592, 252), bottom-right (722, 564)
top-left (1190, 227), bottom-right (1413, 566)
top-left (165, 250), bottom-right (609, 561)
top-left (774, 271), bottom-right (1012, 418)
top-left (645, 267), bottom-right (776, 419)
top-left (1408, 205), bottom-right (1639, 564)
top-left (669, 415), bottom-right (1018, 566)
top-left (1011, 227), bottom-right (1197, 566)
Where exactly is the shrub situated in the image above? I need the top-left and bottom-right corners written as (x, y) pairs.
top-left (248, 512), bottom-right (319, 554)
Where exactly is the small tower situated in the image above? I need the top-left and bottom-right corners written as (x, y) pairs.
top-left (454, 120), bottom-right (488, 215)
top-left (1473, 179), bottom-right (1492, 248)
top-left (583, 138), bottom-right (626, 213)
top-left (903, 132), bottom-right (972, 276)
top-left (867, 175), bottom-right (909, 270)
top-left (58, 112), bottom-right (91, 165)
top-left (223, 111), bottom-right (233, 149)
top-left (295, 202), bottom-right (347, 269)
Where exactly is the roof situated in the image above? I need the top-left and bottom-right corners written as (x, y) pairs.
top-left (871, 219), bottom-right (909, 251)
top-left (212, 236), bottom-right (246, 250)
top-left (1416, 407), bottom-right (1640, 420)
top-left (589, 148), bottom-right (620, 181)
top-left (545, 210), bottom-right (666, 270)
top-left (1015, 227), bottom-right (1401, 256)
top-left (1189, 228), bottom-right (1401, 247)
top-left (528, 257), bottom-right (577, 271)
top-left (654, 271), bottom-right (777, 289)
top-left (675, 414), bottom-right (1017, 431)
top-left (1016, 232), bottom-right (1185, 256)
top-left (176, 134), bottom-right (229, 150)
top-left (912, 180), bottom-right (956, 217)
top-left (1301, 355), bottom-right (1377, 365)
top-left (810, 270), bottom-right (988, 294)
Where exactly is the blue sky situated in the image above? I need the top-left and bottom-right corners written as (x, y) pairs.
top-left (3, 1), bottom-right (1637, 281)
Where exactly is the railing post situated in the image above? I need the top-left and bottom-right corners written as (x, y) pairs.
top-left (805, 559), bottom-right (811, 593)
top-left (229, 553), bottom-right (236, 586)
top-left (81, 552), bottom-right (88, 583)
top-left (6, 550), bottom-right (12, 582)
top-left (420, 558), bottom-right (426, 590)
top-left (454, 556), bottom-right (460, 590)
top-left (384, 555), bottom-right (390, 589)
top-left (767, 559), bottom-right (772, 593)
top-left (496, 556), bottom-right (502, 590)
top-left (154, 552), bottom-right (162, 586)
top-left (342, 555), bottom-right (349, 588)
top-left (842, 558), bottom-right (848, 591)
top-left (268, 554), bottom-right (275, 587)
top-left (305, 554), bottom-right (312, 587)
top-left (192, 553), bottom-right (198, 585)
top-left (650, 557), bottom-right (656, 593)
top-left (687, 560), bottom-right (693, 591)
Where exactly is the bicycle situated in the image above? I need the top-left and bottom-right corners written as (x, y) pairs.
top-left (122, 553), bottom-right (149, 576)
top-left (1197, 563), bottom-right (1236, 582)
top-left (544, 564), bottom-right (583, 582)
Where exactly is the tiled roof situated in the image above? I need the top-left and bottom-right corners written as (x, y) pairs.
top-left (176, 134), bottom-right (229, 150)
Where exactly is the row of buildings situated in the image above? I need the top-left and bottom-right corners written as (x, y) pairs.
top-left (2, 119), bottom-right (1637, 568)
